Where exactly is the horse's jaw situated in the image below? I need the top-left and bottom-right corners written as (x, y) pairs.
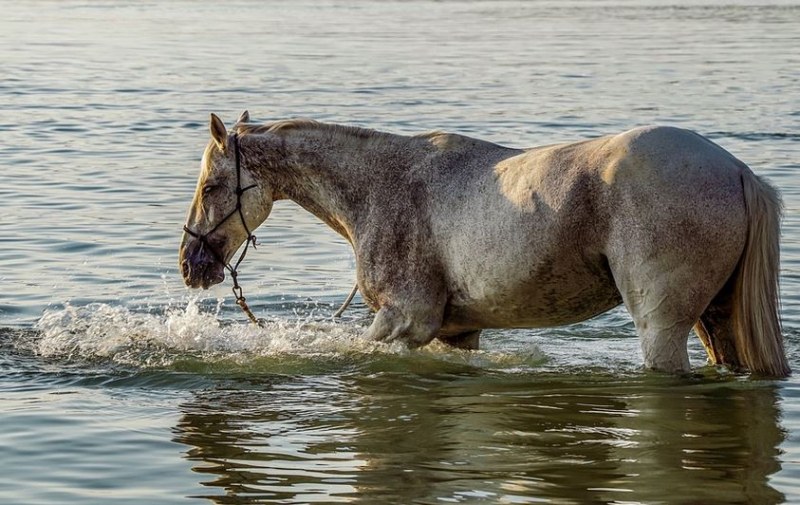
top-left (179, 239), bottom-right (226, 289)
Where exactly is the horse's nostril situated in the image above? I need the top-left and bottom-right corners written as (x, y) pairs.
top-left (180, 259), bottom-right (191, 278)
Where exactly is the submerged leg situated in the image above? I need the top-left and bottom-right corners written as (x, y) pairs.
top-left (693, 282), bottom-right (742, 371)
top-left (365, 298), bottom-right (445, 348)
top-left (614, 266), bottom-right (717, 375)
top-left (637, 318), bottom-right (694, 374)
top-left (437, 330), bottom-right (481, 350)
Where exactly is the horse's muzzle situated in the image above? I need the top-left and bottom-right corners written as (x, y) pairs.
top-left (180, 239), bottom-right (226, 289)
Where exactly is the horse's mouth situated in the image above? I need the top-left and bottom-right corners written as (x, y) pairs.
top-left (181, 258), bottom-right (225, 289)
top-left (180, 238), bottom-right (227, 289)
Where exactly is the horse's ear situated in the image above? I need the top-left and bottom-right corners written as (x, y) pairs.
top-left (209, 113), bottom-right (227, 150)
top-left (236, 110), bottom-right (250, 125)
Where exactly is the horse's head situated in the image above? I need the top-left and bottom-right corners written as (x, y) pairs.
top-left (179, 111), bottom-right (273, 289)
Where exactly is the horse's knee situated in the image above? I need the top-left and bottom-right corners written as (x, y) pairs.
top-left (365, 305), bottom-right (402, 342)
top-left (438, 330), bottom-right (481, 350)
top-left (366, 303), bottom-right (443, 348)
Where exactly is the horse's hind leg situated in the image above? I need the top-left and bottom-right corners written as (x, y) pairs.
top-left (636, 314), bottom-right (695, 374)
top-left (614, 265), bottom-right (720, 374)
top-left (693, 278), bottom-right (743, 371)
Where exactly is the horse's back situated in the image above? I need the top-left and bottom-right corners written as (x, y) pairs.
top-left (433, 126), bottom-right (750, 333)
top-left (432, 131), bottom-right (624, 331)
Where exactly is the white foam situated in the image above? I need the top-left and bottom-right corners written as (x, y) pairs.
top-left (30, 300), bottom-right (547, 371)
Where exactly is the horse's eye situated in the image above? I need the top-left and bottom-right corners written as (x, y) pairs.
top-left (202, 183), bottom-right (218, 195)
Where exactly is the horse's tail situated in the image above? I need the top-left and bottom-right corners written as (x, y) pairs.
top-left (731, 170), bottom-right (790, 377)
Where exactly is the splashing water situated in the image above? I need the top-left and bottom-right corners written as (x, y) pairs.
top-left (28, 300), bottom-right (547, 372)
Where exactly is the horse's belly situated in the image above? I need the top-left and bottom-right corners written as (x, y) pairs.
top-left (440, 259), bottom-right (623, 333)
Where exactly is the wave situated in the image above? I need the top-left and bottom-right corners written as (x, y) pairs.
top-left (7, 299), bottom-right (783, 377)
top-left (15, 301), bottom-right (547, 374)
top-left (706, 131), bottom-right (800, 142)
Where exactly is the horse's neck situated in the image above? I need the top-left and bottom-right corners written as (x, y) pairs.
top-left (251, 126), bottom-right (429, 241)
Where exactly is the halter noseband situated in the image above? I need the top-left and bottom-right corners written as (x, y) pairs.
top-left (183, 133), bottom-right (260, 324)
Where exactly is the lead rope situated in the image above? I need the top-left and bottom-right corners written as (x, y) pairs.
top-left (183, 133), bottom-right (261, 325)
top-left (230, 267), bottom-right (259, 324)
top-left (334, 282), bottom-right (359, 318)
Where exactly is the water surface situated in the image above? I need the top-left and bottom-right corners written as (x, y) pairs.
top-left (2, 1), bottom-right (800, 503)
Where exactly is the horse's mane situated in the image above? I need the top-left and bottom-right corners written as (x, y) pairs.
top-left (235, 119), bottom-right (387, 141)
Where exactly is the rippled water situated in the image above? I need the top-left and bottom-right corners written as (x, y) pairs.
top-left (2, 1), bottom-right (800, 503)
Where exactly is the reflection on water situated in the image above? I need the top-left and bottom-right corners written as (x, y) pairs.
top-left (175, 373), bottom-right (785, 504)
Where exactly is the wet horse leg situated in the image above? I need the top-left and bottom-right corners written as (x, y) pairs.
top-left (609, 209), bottom-right (743, 374)
top-left (693, 279), bottom-right (742, 371)
top-left (358, 233), bottom-right (448, 348)
top-left (437, 330), bottom-right (481, 350)
top-left (614, 265), bottom-right (715, 374)
top-left (365, 295), bottom-right (446, 348)
top-left (637, 316), bottom-right (694, 374)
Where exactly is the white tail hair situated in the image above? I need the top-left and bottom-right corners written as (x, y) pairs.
top-left (732, 171), bottom-right (790, 377)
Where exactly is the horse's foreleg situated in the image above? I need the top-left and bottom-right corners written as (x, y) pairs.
top-left (357, 237), bottom-right (447, 348)
top-left (365, 297), bottom-right (445, 348)
top-left (437, 330), bottom-right (481, 350)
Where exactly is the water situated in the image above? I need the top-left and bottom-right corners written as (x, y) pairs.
top-left (1, 0), bottom-right (799, 503)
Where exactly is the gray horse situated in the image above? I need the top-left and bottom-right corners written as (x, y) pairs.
top-left (180, 112), bottom-right (789, 377)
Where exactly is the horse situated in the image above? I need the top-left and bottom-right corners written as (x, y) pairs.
top-left (180, 111), bottom-right (789, 377)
